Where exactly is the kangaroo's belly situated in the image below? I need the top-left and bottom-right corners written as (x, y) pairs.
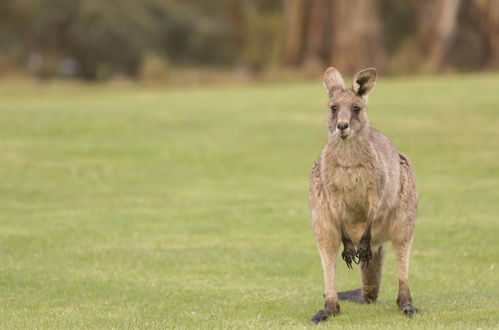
top-left (343, 218), bottom-right (391, 246)
top-left (329, 166), bottom-right (392, 245)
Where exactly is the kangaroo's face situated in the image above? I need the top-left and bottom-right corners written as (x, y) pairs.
top-left (323, 67), bottom-right (377, 140)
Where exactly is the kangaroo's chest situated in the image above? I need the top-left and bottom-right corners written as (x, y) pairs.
top-left (321, 152), bottom-right (386, 218)
top-left (330, 165), bottom-right (372, 190)
top-left (329, 165), bottom-right (374, 210)
top-left (320, 142), bottom-right (387, 219)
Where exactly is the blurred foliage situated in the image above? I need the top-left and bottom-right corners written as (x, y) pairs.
top-left (0, 0), bottom-right (497, 80)
top-left (0, 0), bottom-right (280, 79)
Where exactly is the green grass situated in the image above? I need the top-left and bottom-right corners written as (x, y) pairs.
top-left (0, 74), bottom-right (498, 329)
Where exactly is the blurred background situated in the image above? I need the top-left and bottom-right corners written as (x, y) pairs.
top-left (1, 0), bottom-right (498, 82)
top-left (1, 1), bottom-right (499, 328)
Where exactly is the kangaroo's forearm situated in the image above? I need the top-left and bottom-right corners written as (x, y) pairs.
top-left (340, 219), bottom-right (358, 268)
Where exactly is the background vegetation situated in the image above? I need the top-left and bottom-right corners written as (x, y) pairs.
top-left (0, 74), bottom-right (498, 328)
top-left (1, 0), bottom-right (498, 80)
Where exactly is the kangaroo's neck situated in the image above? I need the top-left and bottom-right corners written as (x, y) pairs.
top-left (321, 129), bottom-right (373, 168)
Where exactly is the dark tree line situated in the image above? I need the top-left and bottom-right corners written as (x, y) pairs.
top-left (0, 0), bottom-right (497, 79)
top-left (283, 0), bottom-right (499, 75)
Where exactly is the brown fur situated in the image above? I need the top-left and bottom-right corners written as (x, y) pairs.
top-left (310, 67), bottom-right (418, 323)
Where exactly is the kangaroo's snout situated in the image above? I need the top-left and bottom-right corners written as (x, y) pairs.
top-left (337, 122), bottom-right (349, 131)
top-left (336, 117), bottom-right (351, 139)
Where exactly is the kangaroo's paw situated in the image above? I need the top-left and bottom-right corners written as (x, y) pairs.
top-left (341, 243), bottom-right (358, 269)
top-left (311, 309), bottom-right (332, 323)
top-left (400, 303), bottom-right (419, 316)
top-left (311, 302), bottom-right (340, 323)
top-left (356, 241), bottom-right (372, 265)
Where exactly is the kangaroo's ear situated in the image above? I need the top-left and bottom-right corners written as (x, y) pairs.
top-left (352, 68), bottom-right (377, 97)
top-left (323, 67), bottom-right (345, 93)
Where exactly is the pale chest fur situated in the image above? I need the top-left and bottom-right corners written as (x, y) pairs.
top-left (320, 140), bottom-right (386, 221)
top-left (322, 161), bottom-right (378, 219)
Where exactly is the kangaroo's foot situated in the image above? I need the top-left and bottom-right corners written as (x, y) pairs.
top-left (341, 241), bottom-right (358, 269)
top-left (399, 302), bottom-right (419, 316)
top-left (311, 301), bottom-right (340, 323)
top-left (338, 288), bottom-right (365, 303)
top-left (357, 238), bottom-right (372, 265)
top-left (398, 301), bottom-right (418, 315)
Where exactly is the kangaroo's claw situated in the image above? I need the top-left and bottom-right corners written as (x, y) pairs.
top-left (341, 245), bottom-right (357, 269)
top-left (400, 303), bottom-right (419, 316)
top-left (357, 241), bottom-right (372, 265)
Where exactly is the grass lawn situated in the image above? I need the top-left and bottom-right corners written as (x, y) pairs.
top-left (0, 74), bottom-right (498, 329)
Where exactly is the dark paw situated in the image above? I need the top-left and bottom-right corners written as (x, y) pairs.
top-left (311, 308), bottom-right (334, 323)
top-left (401, 303), bottom-right (418, 316)
top-left (341, 244), bottom-right (358, 269)
top-left (356, 243), bottom-right (372, 265)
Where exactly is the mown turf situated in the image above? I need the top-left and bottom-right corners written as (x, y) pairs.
top-left (0, 74), bottom-right (498, 329)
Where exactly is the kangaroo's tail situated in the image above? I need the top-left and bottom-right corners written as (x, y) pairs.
top-left (338, 288), bottom-right (365, 303)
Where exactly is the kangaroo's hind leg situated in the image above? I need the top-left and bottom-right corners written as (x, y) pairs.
top-left (392, 156), bottom-right (418, 315)
top-left (338, 245), bottom-right (384, 303)
top-left (310, 174), bottom-right (341, 323)
top-left (310, 205), bottom-right (341, 323)
top-left (393, 240), bottom-right (418, 315)
top-left (311, 225), bottom-right (341, 323)
top-left (361, 245), bottom-right (384, 302)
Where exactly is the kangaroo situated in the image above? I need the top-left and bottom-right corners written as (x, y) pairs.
top-left (309, 67), bottom-right (418, 323)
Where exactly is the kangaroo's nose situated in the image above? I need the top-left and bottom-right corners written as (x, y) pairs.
top-left (337, 122), bottom-right (349, 130)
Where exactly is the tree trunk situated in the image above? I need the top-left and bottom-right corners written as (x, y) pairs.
top-left (416, 0), bottom-right (462, 73)
top-left (473, 0), bottom-right (499, 69)
top-left (283, 0), bottom-right (308, 65)
top-left (303, 0), bottom-right (329, 68)
top-left (328, 0), bottom-right (386, 74)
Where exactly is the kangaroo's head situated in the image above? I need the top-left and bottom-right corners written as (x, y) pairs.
top-left (323, 67), bottom-right (377, 140)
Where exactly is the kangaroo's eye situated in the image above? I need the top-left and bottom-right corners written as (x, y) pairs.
top-left (330, 105), bottom-right (338, 112)
top-left (353, 106), bottom-right (361, 113)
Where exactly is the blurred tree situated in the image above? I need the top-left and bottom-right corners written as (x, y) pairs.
top-left (228, 0), bottom-right (282, 71)
top-left (328, 0), bottom-right (386, 74)
top-left (414, 0), bottom-right (463, 73)
top-left (283, 0), bottom-right (307, 66)
top-left (472, 0), bottom-right (499, 69)
top-left (0, 0), bottom-right (498, 80)
top-left (303, 0), bottom-right (329, 68)
top-left (0, 0), bottom-right (240, 78)
top-left (283, 0), bottom-right (386, 74)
